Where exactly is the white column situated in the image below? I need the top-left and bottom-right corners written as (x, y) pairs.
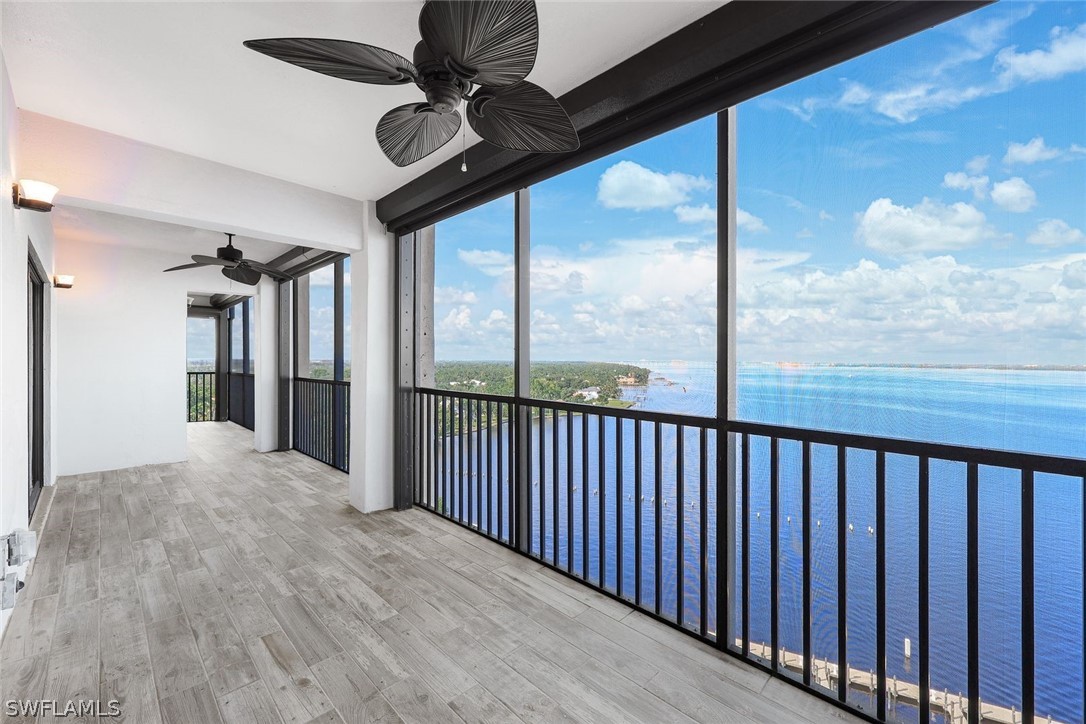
top-left (253, 278), bottom-right (278, 453)
top-left (349, 201), bottom-right (395, 513)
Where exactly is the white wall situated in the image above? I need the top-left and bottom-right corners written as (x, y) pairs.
top-left (1, 47), bottom-right (57, 635)
top-left (53, 237), bottom-right (269, 476)
top-left (349, 201), bottom-right (395, 513)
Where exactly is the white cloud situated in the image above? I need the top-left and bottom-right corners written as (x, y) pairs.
top-left (1028, 219), bottom-right (1086, 248)
top-left (990, 177), bottom-right (1037, 212)
top-left (736, 209), bottom-right (768, 233)
top-left (855, 197), bottom-right (997, 255)
top-left (434, 285), bottom-right (478, 304)
top-left (818, 210), bottom-right (835, 222)
top-left (943, 171), bottom-right (989, 200)
top-left (995, 23), bottom-right (1086, 85)
top-left (457, 249), bottom-right (513, 276)
top-left (1002, 136), bottom-right (1086, 165)
top-left (737, 250), bottom-right (1086, 363)
top-left (784, 21), bottom-right (1086, 124)
top-left (674, 204), bottom-right (715, 224)
top-left (480, 309), bottom-right (512, 332)
top-left (1003, 136), bottom-right (1061, 165)
top-left (1062, 259), bottom-right (1086, 289)
top-left (439, 305), bottom-right (473, 332)
top-left (965, 155), bottom-right (990, 175)
top-left (597, 161), bottom-right (711, 211)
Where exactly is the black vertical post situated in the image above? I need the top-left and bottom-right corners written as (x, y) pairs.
top-left (699, 427), bottom-right (708, 638)
top-left (741, 433), bottom-right (750, 656)
top-left (770, 437), bottom-right (779, 670)
top-left (717, 107), bottom-right (738, 654)
top-left (513, 188), bottom-right (531, 554)
top-left (654, 422), bottom-right (663, 616)
top-left (553, 410), bottom-right (559, 564)
top-left (1021, 469), bottom-right (1034, 724)
top-left (967, 463), bottom-right (979, 724)
top-left (837, 445), bottom-right (848, 703)
top-left (677, 425), bottom-right (685, 627)
top-left (567, 410), bottom-right (574, 572)
top-left (635, 419), bottom-right (643, 606)
top-left (875, 451), bottom-right (886, 720)
top-left (616, 420), bottom-right (624, 598)
top-left (919, 456), bottom-right (930, 723)
top-left (599, 414), bottom-right (606, 588)
top-left (394, 234), bottom-right (416, 510)
top-left (802, 441), bottom-right (812, 686)
top-left (217, 308), bottom-right (229, 421)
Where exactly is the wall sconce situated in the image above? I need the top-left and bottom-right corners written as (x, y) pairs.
top-left (12, 180), bottom-right (59, 212)
top-left (53, 275), bottom-right (75, 289)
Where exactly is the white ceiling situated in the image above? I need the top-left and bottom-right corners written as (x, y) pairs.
top-left (53, 206), bottom-right (292, 264)
top-left (2, 1), bottom-right (723, 201)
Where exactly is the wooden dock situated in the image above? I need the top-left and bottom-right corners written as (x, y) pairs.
top-left (741, 641), bottom-right (1067, 724)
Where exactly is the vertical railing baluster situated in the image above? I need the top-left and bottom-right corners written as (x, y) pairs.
top-left (677, 425), bottom-right (685, 627)
top-left (876, 450), bottom-right (887, 719)
top-left (742, 432), bottom-right (750, 657)
top-left (599, 414), bottom-right (606, 588)
top-left (487, 401), bottom-right (493, 536)
top-left (635, 419), bottom-right (643, 607)
top-left (655, 422), bottom-right (663, 616)
top-left (803, 440), bottom-right (812, 686)
top-left (582, 411), bottom-right (589, 578)
top-left (539, 406), bottom-right (546, 558)
top-left (699, 427), bottom-right (708, 638)
top-left (567, 409), bottom-right (574, 573)
top-left (468, 399), bottom-right (475, 527)
top-left (553, 406), bottom-right (559, 564)
top-left (919, 455), bottom-right (930, 724)
top-left (1022, 468), bottom-right (1034, 724)
top-left (459, 397), bottom-right (466, 522)
top-left (837, 445), bottom-right (847, 703)
top-left (496, 402), bottom-right (503, 537)
top-left (967, 462), bottom-right (979, 724)
top-left (770, 437), bottom-right (779, 669)
top-left (477, 400), bottom-right (483, 529)
top-left (617, 420), bottom-right (625, 599)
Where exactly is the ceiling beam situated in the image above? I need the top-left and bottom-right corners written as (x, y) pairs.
top-left (377, 0), bottom-right (987, 233)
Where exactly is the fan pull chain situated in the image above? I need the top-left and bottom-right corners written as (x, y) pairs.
top-left (461, 121), bottom-right (468, 173)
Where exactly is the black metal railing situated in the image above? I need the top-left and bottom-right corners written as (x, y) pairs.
top-left (187, 371), bottom-right (216, 422)
top-left (413, 387), bottom-right (1086, 724)
top-left (228, 372), bottom-right (255, 430)
top-left (294, 378), bottom-right (350, 472)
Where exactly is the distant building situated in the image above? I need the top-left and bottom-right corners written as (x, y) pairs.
top-left (574, 386), bottom-right (600, 401)
top-left (615, 374), bottom-right (639, 385)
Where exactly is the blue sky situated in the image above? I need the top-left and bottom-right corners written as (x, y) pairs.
top-left (434, 1), bottom-right (1085, 365)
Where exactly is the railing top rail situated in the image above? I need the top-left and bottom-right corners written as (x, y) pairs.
top-left (294, 376), bottom-right (351, 387)
top-left (731, 419), bottom-right (1086, 477)
top-left (415, 386), bottom-right (713, 427)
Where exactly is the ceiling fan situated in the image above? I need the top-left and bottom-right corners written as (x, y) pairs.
top-left (243, 0), bottom-right (580, 167)
top-left (163, 233), bottom-right (291, 286)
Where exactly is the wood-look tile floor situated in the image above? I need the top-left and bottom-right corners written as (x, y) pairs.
top-left (0, 422), bottom-right (861, 723)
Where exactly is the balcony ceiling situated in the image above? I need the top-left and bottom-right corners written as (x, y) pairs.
top-left (53, 206), bottom-right (290, 264)
top-left (1, 1), bottom-right (723, 201)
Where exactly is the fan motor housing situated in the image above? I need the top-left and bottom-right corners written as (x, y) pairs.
top-left (218, 244), bottom-right (243, 262)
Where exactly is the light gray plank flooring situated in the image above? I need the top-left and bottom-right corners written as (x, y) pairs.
top-left (0, 422), bottom-right (862, 724)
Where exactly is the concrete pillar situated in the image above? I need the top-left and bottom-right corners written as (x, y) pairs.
top-left (416, 226), bottom-right (435, 388)
top-left (253, 277), bottom-right (278, 453)
top-left (349, 200), bottom-right (394, 513)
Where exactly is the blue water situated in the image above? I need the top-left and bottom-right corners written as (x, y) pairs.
top-left (428, 363), bottom-right (1085, 723)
